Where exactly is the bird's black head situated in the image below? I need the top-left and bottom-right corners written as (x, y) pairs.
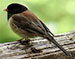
top-left (5, 3), bottom-right (28, 19)
top-left (7, 3), bottom-right (27, 14)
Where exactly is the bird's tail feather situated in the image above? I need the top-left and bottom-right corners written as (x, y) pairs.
top-left (46, 35), bottom-right (71, 56)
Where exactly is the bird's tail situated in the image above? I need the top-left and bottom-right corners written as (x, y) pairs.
top-left (46, 35), bottom-right (71, 56)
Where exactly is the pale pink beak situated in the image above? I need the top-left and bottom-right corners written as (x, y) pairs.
top-left (4, 8), bottom-right (8, 12)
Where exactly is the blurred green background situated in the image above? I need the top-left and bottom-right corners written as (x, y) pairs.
top-left (0, 0), bottom-right (75, 43)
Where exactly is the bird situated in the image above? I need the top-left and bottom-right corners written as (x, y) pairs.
top-left (4, 3), bottom-right (71, 56)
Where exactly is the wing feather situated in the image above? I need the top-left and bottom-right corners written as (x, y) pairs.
top-left (12, 14), bottom-right (45, 35)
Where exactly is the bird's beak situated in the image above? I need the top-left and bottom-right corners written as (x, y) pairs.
top-left (4, 8), bottom-right (8, 12)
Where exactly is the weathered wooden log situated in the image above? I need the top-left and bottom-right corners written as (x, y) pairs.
top-left (0, 31), bottom-right (75, 59)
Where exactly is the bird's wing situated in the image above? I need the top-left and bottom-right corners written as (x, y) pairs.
top-left (11, 14), bottom-right (45, 36)
top-left (35, 19), bottom-right (54, 36)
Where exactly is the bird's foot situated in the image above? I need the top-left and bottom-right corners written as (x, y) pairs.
top-left (16, 38), bottom-right (31, 45)
top-left (16, 37), bottom-right (24, 42)
top-left (19, 39), bottom-right (31, 45)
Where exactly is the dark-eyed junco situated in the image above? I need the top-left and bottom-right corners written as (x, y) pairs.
top-left (4, 3), bottom-right (71, 56)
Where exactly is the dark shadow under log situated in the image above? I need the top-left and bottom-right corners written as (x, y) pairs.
top-left (0, 31), bottom-right (75, 59)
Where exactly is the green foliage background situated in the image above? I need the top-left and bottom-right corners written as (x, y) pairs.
top-left (0, 0), bottom-right (75, 43)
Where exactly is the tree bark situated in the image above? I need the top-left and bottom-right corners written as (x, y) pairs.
top-left (0, 31), bottom-right (75, 59)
